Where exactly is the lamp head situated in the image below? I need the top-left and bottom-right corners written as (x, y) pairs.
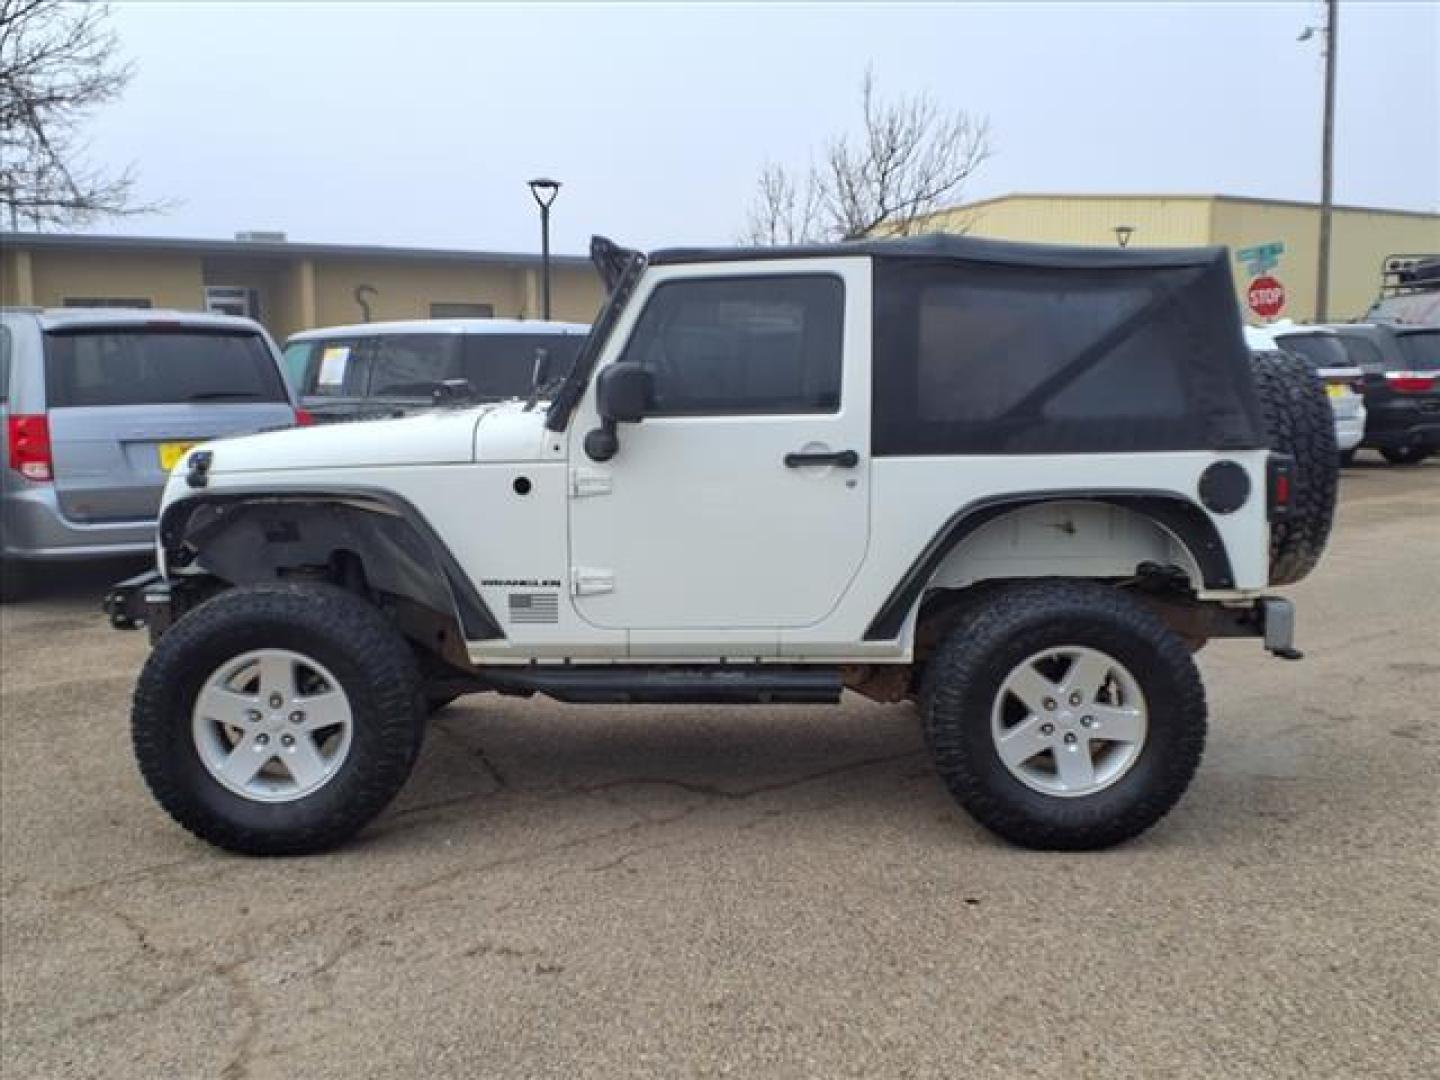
top-left (528, 177), bottom-right (562, 209)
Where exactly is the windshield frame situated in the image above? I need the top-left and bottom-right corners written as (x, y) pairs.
top-left (545, 239), bottom-right (647, 432)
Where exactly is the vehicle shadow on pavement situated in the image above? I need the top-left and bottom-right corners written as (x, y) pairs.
top-left (2, 557), bottom-right (152, 614)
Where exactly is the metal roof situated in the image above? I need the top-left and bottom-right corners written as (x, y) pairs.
top-left (0, 230), bottom-right (593, 268)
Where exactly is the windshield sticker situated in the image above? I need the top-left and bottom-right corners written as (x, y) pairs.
top-left (317, 346), bottom-right (350, 387)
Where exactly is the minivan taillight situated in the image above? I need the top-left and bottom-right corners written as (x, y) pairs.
top-left (1385, 372), bottom-right (1436, 394)
top-left (293, 408), bottom-right (314, 427)
top-left (6, 414), bottom-right (53, 482)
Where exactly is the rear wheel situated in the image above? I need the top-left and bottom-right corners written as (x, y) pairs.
top-left (922, 580), bottom-right (1206, 850)
top-left (132, 583), bottom-right (426, 855)
top-left (1380, 446), bottom-right (1432, 466)
top-left (1251, 350), bottom-right (1338, 586)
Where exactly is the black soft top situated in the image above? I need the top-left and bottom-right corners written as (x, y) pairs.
top-left (650, 233), bottom-right (1229, 272)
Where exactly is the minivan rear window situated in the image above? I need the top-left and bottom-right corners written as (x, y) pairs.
top-left (1397, 331), bottom-right (1439, 370)
top-left (45, 329), bottom-right (287, 408)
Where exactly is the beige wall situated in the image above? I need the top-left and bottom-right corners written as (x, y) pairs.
top-left (1210, 202), bottom-right (1440, 323)
top-left (0, 243), bottom-right (606, 339)
top-left (309, 259), bottom-right (604, 333)
top-left (927, 195), bottom-right (1216, 248)
top-left (926, 195), bottom-right (1440, 324)
top-left (25, 250), bottom-right (204, 310)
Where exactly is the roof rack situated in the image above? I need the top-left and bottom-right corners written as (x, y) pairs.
top-left (1379, 253), bottom-right (1440, 297)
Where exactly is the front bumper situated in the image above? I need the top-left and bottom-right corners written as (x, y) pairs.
top-left (104, 571), bottom-right (213, 637)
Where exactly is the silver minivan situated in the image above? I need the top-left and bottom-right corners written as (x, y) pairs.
top-left (1, 308), bottom-right (304, 598)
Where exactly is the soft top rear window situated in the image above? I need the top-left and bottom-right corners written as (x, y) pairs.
top-left (872, 255), bottom-right (1265, 455)
top-left (1397, 330), bottom-right (1440, 370)
top-left (45, 329), bottom-right (286, 408)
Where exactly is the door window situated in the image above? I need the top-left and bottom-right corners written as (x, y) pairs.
top-left (619, 275), bottom-right (844, 415)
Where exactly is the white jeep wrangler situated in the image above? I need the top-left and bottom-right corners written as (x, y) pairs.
top-left (108, 235), bottom-right (1337, 855)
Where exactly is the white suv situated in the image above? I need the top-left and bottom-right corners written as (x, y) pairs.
top-left (108, 235), bottom-right (1338, 855)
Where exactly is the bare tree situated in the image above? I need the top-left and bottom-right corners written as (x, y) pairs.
top-left (0, 0), bottom-right (154, 229)
top-left (742, 69), bottom-right (992, 244)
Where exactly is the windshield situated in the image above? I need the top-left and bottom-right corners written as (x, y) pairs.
top-left (1397, 330), bottom-right (1440, 370)
top-left (291, 332), bottom-right (585, 401)
top-left (45, 329), bottom-right (287, 407)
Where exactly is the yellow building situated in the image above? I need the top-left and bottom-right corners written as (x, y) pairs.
top-left (0, 231), bottom-right (605, 340)
top-left (921, 194), bottom-right (1440, 324)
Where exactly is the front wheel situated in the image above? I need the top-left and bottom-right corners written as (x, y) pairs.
top-left (922, 580), bottom-right (1207, 850)
top-left (132, 583), bottom-right (426, 856)
top-left (1379, 446), bottom-right (1432, 466)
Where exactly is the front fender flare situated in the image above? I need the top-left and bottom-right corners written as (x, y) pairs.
top-left (159, 487), bottom-right (503, 642)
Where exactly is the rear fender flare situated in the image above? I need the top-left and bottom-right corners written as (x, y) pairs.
top-left (863, 490), bottom-right (1234, 642)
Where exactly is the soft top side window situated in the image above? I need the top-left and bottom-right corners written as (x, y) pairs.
top-left (618, 275), bottom-right (844, 416)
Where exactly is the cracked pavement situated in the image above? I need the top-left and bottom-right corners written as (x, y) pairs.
top-left (2, 458), bottom-right (1437, 1079)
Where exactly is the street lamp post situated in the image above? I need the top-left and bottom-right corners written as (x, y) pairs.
top-left (528, 178), bottom-right (561, 320)
top-left (1300, 1), bottom-right (1338, 322)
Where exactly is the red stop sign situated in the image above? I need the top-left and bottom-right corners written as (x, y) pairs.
top-left (1247, 275), bottom-right (1286, 319)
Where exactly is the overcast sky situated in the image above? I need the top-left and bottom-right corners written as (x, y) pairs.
top-left (86, 1), bottom-right (1438, 254)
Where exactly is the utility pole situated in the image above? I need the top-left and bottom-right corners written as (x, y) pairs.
top-left (1315, 0), bottom-right (1338, 322)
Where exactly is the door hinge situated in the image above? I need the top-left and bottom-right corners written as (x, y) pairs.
top-left (571, 567), bottom-right (615, 596)
top-left (571, 468), bottom-right (612, 498)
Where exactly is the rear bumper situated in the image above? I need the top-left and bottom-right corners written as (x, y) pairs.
top-left (1363, 422), bottom-right (1440, 450)
top-left (1335, 416), bottom-right (1365, 452)
top-left (2, 488), bottom-right (154, 560)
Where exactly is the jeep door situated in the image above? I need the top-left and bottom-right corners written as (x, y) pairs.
top-left (567, 260), bottom-right (872, 644)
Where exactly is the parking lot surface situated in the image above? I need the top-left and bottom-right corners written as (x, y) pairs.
top-left (2, 458), bottom-right (1437, 1079)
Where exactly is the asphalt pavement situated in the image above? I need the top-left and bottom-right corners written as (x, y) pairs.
top-left (2, 455), bottom-right (1436, 1079)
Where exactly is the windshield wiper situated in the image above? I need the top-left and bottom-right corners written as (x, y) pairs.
top-left (187, 390), bottom-right (266, 401)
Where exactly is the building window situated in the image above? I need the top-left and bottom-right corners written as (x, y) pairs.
top-left (204, 286), bottom-right (261, 320)
top-left (62, 297), bottom-right (153, 309)
top-left (430, 302), bottom-right (494, 319)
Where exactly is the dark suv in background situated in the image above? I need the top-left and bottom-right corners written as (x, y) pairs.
top-left (1276, 323), bottom-right (1439, 465)
top-left (1, 308), bottom-right (305, 599)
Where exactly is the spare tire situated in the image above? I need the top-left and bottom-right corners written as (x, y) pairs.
top-left (1251, 350), bottom-right (1338, 586)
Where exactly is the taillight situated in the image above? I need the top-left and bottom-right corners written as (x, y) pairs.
top-left (1385, 372), bottom-right (1436, 394)
top-left (1267, 452), bottom-right (1295, 522)
top-left (6, 414), bottom-right (53, 482)
top-left (293, 408), bottom-right (314, 427)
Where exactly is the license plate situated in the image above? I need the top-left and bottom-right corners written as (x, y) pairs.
top-left (157, 441), bottom-right (199, 471)
top-left (1325, 384), bottom-right (1347, 399)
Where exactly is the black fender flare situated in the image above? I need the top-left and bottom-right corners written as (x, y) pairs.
top-left (863, 490), bottom-right (1234, 642)
top-left (159, 487), bottom-right (503, 642)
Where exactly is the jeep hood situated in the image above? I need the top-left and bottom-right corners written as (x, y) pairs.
top-left (187, 402), bottom-right (553, 474)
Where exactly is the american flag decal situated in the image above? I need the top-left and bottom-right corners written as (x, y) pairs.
top-left (508, 592), bottom-right (559, 624)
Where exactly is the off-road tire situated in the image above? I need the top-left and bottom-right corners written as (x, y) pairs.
top-left (1251, 350), bottom-right (1338, 586)
top-left (1379, 446), bottom-right (1432, 466)
top-left (132, 583), bottom-right (426, 856)
top-left (921, 580), bottom-right (1207, 851)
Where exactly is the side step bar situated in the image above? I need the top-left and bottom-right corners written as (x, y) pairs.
top-left (477, 666), bottom-right (843, 705)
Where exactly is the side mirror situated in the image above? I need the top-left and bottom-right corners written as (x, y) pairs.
top-left (585, 362), bottom-right (653, 462)
top-left (595, 362), bottom-right (652, 423)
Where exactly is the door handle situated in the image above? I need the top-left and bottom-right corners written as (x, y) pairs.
top-left (784, 449), bottom-right (860, 468)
